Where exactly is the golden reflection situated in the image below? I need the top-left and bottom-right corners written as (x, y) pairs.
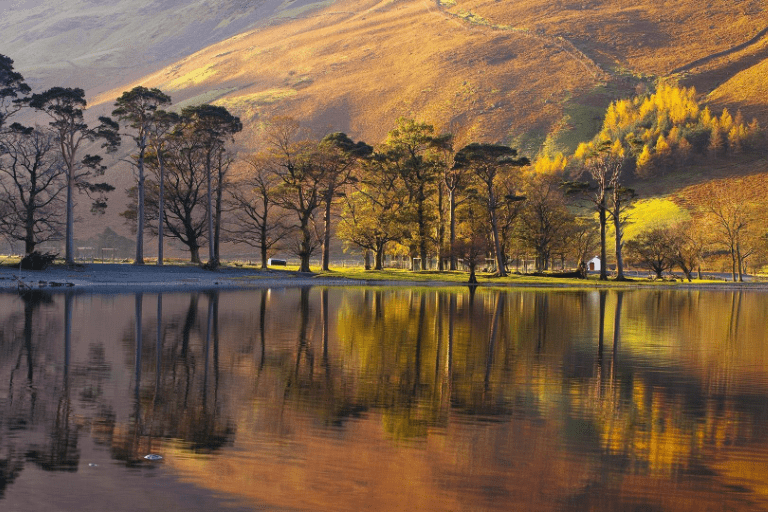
top-left (0, 288), bottom-right (767, 510)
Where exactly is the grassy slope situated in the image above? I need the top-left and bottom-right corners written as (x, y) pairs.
top-left (92, 0), bottom-right (600, 149)
top-left (0, 0), bottom-right (334, 94)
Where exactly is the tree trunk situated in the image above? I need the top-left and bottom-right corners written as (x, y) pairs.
top-left (598, 196), bottom-right (607, 280)
top-left (437, 183), bottom-right (445, 271)
top-left (613, 211), bottom-right (624, 280)
top-left (157, 153), bottom-right (165, 266)
top-left (322, 199), bottom-right (332, 271)
top-left (448, 189), bottom-right (457, 271)
top-left (190, 245), bottom-right (200, 264)
top-left (489, 207), bottom-right (506, 277)
top-left (135, 146), bottom-right (145, 265)
top-left (736, 243), bottom-right (743, 282)
top-left (418, 209), bottom-right (427, 271)
top-left (260, 195), bottom-right (269, 269)
top-left (25, 216), bottom-right (35, 255)
top-left (374, 244), bottom-right (384, 271)
top-left (468, 263), bottom-right (478, 284)
top-left (214, 167), bottom-right (224, 266)
top-left (299, 252), bottom-right (311, 273)
top-left (65, 172), bottom-right (74, 265)
top-left (206, 154), bottom-right (215, 267)
top-left (364, 249), bottom-right (371, 270)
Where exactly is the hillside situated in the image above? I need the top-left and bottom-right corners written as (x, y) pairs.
top-left (0, 0), bottom-right (334, 95)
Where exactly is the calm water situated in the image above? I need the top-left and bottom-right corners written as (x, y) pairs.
top-left (1, 287), bottom-right (768, 511)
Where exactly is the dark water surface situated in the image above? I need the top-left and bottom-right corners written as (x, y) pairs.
top-left (1, 287), bottom-right (768, 511)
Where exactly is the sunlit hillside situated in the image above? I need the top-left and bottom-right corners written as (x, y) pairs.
top-left (92, 0), bottom-right (606, 151)
top-left (0, 0), bottom-right (333, 95)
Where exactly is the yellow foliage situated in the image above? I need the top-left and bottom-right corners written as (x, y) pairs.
top-left (655, 134), bottom-right (670, 155)
top-left (637, 144), bottom-right (652, 169)
top-left (574, 142), bottom-right (592, 161)
top-left (534, 153), bottom-right (568, 174)
top-left (610, 138), bottom-right (624, 158)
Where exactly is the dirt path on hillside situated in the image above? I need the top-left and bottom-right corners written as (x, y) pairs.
top-left (430, 0), bottom-right (610, 83)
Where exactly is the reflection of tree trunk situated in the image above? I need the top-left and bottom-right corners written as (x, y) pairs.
top-left (203, 294), bottom-right (213, 410)
top-left (135, 293), bottom-right (143, 401)
top-left (447, 293), bottom-right (455, 397)
top-left (413, 294), bottom-right (426, 396)
top-left (611, 291), bottom-right (623, 381)
top-left (597, 291), bottom-right (607, 367)
top-left (181, 294), bottom-right (198, 406)
top-left (259, 289), bottom-right (267, 370)
top-left (321, 288), bottom-right (329, 363)
top-left (155, 294), bottom-right (162, 400)
top-left (485, 293), bottom-right (505, 392)
top-left (535, 293), bottom-right (548, 354)
top-left (212, 292), bottom-right (220, 405)
top-left (729, 291), bottom-right (743, 342)
top-left (295, 287), bottom-right (312, 378)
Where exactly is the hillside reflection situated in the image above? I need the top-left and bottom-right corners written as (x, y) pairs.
top-left (1, 287), bottom-right (768, 510)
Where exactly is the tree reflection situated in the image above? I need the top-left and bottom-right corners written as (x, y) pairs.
top-left (27, 293), bottom-right (79, 472)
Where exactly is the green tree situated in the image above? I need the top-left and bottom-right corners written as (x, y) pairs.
top-left (316, 133), bottom-right (372, 271)
top-left (113, 86), bottom-right (172, 265)
top-left (377, 118), bottom-right (450, 270)
top-left (453, 143), bottom-right (529, 277)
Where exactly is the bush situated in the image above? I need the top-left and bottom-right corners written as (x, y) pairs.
top-left (20, 251), bottom-right (58, 270)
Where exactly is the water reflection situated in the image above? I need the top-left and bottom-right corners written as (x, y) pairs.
top-left (1, 287), bottom-right (768, 510)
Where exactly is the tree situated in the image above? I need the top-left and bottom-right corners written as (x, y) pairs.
top-left (29, 87), bottom-right (120, 264)
top-left (377, 118), bottom-right (450, 270)
top-left (337, 186), bottom-right (405, 270)
top-left (135, 114), bottom-right (208, 263)
top-left (316, 132), bottom-right (372, 271)
top-left (608, 182), bottom-right (635, 281)
top-left (453, 143), bottom-right (529, 277)
top-left (227, 153), bottom-right (290, 268)
top-left (146, 110), bottom-right (179, 266)
top-left (566, 217), bottom-right (599, 277)
top-left (181, 104), bottom-right (241, 268)
top-left (568, 144), bottom-right (623, 280)
top-left (666, 220), bottom-right (706, 281)
top-left (515, 172), bottom-right (572, 272)
top-left (264, 116), bottom-right (324, 273)
top-left (453, 200), bottom-right (490, 284)
top-left (113, 86), bottom-right (171, 265)
top-left (0, 124), bottom-right (66, 253)
top-left (694, 179), bottom-right (761, 282)
top-left (625, 227), bottom-right (673, 279)
top-left (0, 54), bottom-right (30, 130)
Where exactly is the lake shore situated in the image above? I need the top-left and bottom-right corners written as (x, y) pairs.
top-left (0, 262), bottom-right (766, 292)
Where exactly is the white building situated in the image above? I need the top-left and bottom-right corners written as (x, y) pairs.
top-left (587, 256), bottom-right (601, 272)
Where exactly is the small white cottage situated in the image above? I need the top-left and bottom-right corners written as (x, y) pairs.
top-left (587, 256), bottom-right (601, 272)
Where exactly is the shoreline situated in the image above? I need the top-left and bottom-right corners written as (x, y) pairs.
top-left (1, 263), bottom-right (767, 293)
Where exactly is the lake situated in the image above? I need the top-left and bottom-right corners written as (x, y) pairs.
top-left (1, 286), bottom-right (767, 511)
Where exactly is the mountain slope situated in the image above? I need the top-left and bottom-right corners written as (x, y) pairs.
top-left (92, 0), bottom-right (608, 149)
top-left (0, 0), bottom-right (333, 95)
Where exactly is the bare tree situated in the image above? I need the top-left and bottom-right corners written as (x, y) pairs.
top-left (227, 153), bottom-right (290, 268)
top-left (0, 125), bottom-right (65, 253)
